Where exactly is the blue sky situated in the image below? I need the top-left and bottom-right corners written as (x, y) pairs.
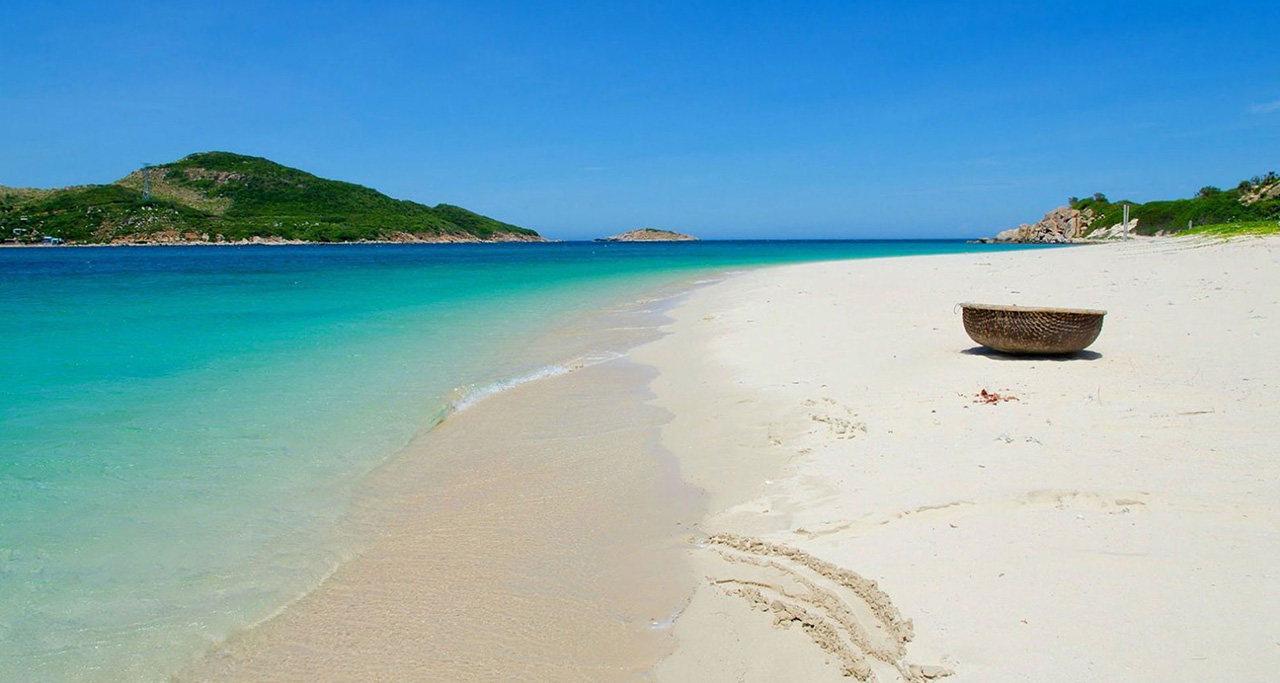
top-left (1, 1), bottom-right (1276, 239)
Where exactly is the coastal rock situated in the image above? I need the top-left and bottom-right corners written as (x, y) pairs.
top-left (1087, 219), bottom-right (1139, 240)
top-left (992, 207), bottom-right (1096, 243)
top-left (379, 231), bottom-right (546, 244)
top-left (1240, 176), bottom-right (1280, 205)
top-left (597, 228), bottom-right (698, 242)
top-left (95, 231), bottom-right (546, 246)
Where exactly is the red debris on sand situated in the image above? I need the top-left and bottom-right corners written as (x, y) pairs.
top-left (975, 389), bottom-right (1019, 404)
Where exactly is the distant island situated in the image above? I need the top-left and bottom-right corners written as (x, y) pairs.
top-left (0, 152), bottom-right (543, 245)
top-left (988, 171), bottom-right (1279, 243)
top-left (596, 228), bottom-right (698, 242)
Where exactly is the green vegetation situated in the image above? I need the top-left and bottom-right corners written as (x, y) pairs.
top-left (1071, 172), bottom-right (1280, 236)
top-left (0, 152), bottom-right (540, 244)
top-left (1184, 220), bottom-right (1280, 237)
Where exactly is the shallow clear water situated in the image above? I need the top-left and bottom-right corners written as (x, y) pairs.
top-left (0, 240), bottom-right (1042, 681)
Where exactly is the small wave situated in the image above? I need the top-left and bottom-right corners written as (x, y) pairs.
top-left (448, 352), bottom-right (625, 415)
top-left (450, 365), bottom-right (572, 413)
top-left (650, 599), bottom-right (691, 630)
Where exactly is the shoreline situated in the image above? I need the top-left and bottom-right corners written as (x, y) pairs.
top-left (0, 235), bottom-right (549, 248)
top-left (0, 236), bottom-right (1095, 249)
top-left (639, 236), bottom-right (1280, 680)
top-left (2, 239), bottom-right (1044, 683)
top-left (176, 276), bottom-right (717, 682)
top-left (66, 234), bottom-right (1277, 680)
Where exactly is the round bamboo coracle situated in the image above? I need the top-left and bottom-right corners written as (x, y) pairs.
top-left (960, 303), bottom-right (1106, 355)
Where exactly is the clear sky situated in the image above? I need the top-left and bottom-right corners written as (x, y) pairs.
top-left (1, 1), bottom-right (1276, 240)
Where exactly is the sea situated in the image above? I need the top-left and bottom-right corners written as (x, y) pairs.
top-left (0, 240), bottom-right (1037, 681)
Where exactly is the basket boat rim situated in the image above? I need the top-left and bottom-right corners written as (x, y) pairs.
top-left (959, 302), bottom-right (1107, 317)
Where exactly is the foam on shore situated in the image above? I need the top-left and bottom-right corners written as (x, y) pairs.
top-left (448, 351), bottom-right (626, 414)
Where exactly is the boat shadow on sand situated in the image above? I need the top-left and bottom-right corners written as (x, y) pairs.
top-left (960, 346), bottom-right (1103, 362)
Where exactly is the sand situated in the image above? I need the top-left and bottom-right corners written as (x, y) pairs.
top-left (639, 236), bottom-right (1280, 682)
top-left (181, 358), bottom-right (703, 681)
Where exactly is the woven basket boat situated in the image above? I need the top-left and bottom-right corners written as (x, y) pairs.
top-left (960, 303), bottom-right (1106, 355)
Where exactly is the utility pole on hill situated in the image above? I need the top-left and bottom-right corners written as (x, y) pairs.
top-left (141, 163), bottom-right (152, 202)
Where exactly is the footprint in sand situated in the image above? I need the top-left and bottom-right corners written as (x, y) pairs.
top-left (704, 533), bottom-right (951, 682)
top-left (805, 397), bottom-right (868, 439)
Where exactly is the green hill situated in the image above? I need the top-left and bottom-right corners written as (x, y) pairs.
top-left (0, 152), bottom-right (542, 244)
top-left (1072, 172), bottom-right (1280, 236)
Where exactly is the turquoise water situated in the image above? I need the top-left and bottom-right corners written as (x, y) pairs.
top-left (0, 240), bottom-right (1040, 681)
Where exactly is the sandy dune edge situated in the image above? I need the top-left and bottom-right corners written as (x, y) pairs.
top-left (636, 237), bottom-right (1280, 682)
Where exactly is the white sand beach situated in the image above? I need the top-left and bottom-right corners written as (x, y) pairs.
top-left (640, 237), bottom-right (1280, 681)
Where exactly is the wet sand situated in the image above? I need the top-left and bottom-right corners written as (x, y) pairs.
top-left (182, 322), bottom-right (704, 680)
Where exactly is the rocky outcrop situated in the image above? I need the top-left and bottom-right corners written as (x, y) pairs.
top-left (597, 228), bottom-right (698, 242)
top-left (1086, 219), bottom-right (1139, 240)
top-left (95, 231), bottom-right (546, 246)
top-left (992, 207), bottom-right (1096, 243)
top-left (1240, 177), bottom-right (1280, 205)
top-left (378, 231), bottom-right (546, 244)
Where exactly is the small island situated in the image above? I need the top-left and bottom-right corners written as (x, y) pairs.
top-left (596, 228), bottom-right (698, 242)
